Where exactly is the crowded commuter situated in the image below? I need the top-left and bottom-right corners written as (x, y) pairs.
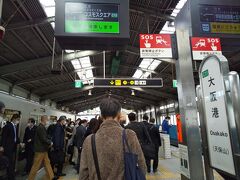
top-left (72, 118), bottom-right (81, 165)
top-left (0, 101), bottom-right (5, 151)
top-left (66, 121), bottom-right (75, 165)
top-left (28, 115), bottom-right (57, 180)
top-left (119, 112), bottom-right (127, 128)
top-left (125, 112), bottom-right (148, 145)
top-left (47, 119), bottom-right (57, 139)
top-left (1, 113), bottom-right (20, 180)
top-left (22, 118), bottom-right (36, 175)
top-left (148, 118), bottom-right (161, 173)
top-left (52, 116), bottom-right (66, 177)
top-left (79, 98), bottom-right (146, 180)
top-left (74, 119), bottom-right (88, 173)
top-left (162, 116), bottom-right (171, 134)
top-left (84, 118), bottom-right (98, 137)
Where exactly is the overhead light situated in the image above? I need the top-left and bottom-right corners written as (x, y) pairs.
top-left (131, 90), bottom-right (135, 96)
top-left (88, 90), bottom-right (92, 96)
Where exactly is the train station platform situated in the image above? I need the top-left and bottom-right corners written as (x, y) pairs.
top-left (16, 146), bottom-right (224, 180)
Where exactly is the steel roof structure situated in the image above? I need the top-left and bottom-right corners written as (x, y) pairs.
top-left (1, 0), bottom-right (239, 113)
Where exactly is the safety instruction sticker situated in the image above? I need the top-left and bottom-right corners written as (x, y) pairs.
top-left (179, 144), bottom-right (190, 179)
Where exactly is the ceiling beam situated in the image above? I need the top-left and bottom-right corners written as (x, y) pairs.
top-left (0, 51), bottom-right (100, 76)
top-left (132, 87), bottom-right (178, 100)
top-left (41, 85), bottom-right (93, 100)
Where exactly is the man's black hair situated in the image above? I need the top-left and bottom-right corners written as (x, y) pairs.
top-left (150, 118), bottom-right (155, 123)
top-left (29, 118), bottom-right (35, 124)
top-left (100, 98), bottom-right (121, 119)
top-left (0, 101), bottom-right (5, 111)
top-left (11, 114), bottom-right (20, 121)
top-left (143, 113), bottom-right (149, 121)
top-left (128, 112), bottom-right (136, 122)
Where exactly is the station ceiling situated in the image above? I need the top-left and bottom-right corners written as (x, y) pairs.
top-left (0, 0), bottom-right (239, 113)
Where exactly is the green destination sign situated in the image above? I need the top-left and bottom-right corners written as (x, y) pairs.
top-left (65, 3), bottom-right (120, 34)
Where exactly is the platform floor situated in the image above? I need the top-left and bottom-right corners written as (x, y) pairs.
top-left (16, 147), bottom-right (224, 180)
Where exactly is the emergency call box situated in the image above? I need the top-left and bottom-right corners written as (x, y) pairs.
top-left (55, 0), bottom-right (130, 50)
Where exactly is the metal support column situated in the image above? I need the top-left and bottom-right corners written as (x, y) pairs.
top-left (175, 1), bottom-right (204, 180)
top-left (0, 0), bottom-right (3, 24)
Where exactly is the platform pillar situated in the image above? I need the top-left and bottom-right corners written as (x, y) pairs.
top-left (175, 1), bottom-right (204, 180)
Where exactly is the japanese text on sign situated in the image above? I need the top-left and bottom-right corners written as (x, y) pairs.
top-left (200, 55), bottom-right (235, 175)
top-left (139, 34), bottom-right (173, 58)
top-left (191, 37), bottom-right (222, 60)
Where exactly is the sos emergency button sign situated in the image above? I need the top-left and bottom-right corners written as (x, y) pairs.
top-left (191, 37), bottom-right (222, 60)
top-left (139, 34), bottom-right (173, 58)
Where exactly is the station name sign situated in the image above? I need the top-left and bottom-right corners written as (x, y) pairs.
top-left (93, 78), bottom-right (163, 88)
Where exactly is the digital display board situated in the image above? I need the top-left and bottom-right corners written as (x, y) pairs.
top-left (200, 5), bottom-right (240, 34)
top-left (93, 78), bottom-right (163, 88)
top-left (65, 3), bottom-right (120, 34)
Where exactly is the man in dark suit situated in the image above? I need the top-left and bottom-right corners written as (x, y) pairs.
top-left (125, 112), bottom-right (149, 145)
top-left (1, 114), bottom-right (20, 180)
top-left (149, 118), bottom-right (161, 173)
top-left (52, 116), bottom-right (66, 177)
top-left (75, 119), bottom-right (87, 173)
top-left (23, 118), bottom-right (36, 174)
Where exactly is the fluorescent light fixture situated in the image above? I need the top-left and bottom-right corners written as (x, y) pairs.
top-left (88, 90), bottom-right (92, 96)
top-left (65, 50), bottom-right (75, 53)
top-left (131, 90), bottom-right (135, 96)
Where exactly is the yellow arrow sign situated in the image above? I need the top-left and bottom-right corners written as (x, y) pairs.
top-left (123, 80), bottom-right (128, 85)
top-left (130, 80), bottom-right (134, 85)
top-left (110, 80), bottom-right (114, 85)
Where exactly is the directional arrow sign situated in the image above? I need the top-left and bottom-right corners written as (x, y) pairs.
top-left (93, 78), bottom-right (163, 88)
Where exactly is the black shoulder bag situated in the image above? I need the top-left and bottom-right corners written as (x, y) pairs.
top-left (91, 134), bottom-right (102, 180)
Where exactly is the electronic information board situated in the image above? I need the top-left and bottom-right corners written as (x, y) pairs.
top-left (65, 3), bottom-right (120, 34)
top-left (93, 78), bottom-right (163, 88)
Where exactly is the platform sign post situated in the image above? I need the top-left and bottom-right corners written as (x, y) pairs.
top-left (199, 54), bottom-right (240, 179)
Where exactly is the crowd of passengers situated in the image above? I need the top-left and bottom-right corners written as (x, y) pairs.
top-left (0, 99), bottom-right (172, 180)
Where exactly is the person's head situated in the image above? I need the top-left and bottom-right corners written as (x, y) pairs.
top-left (69, 121), bottom-right (75, 128)
top-left (0, 101), bottom-right (5, 115)
top-left (28, 118), bottom-right (35, 128)
top-left (53, 119), bottom-right (57, 125)
top-left (75, 118), bottom-right (81, 126)
top-left (143, 113), bottom-right (149, 122)
top-left (100, 98), bottom-right (121, 121)
top-left (58, 116), bottom-right (66, 126)
top-left (11, 114), bottom-right (20, 125)
top-left (165, 116), bottom-right (170, 121)
top-left (40, 115), bottom-right (49, 126)
top-left (150, 118), bottom-right (155, 124)
top-left (118, 112), bottom-right (127, 125)
top-left (128, 112), bottom-right (136, 122)
top-left (79, 119), bottom-right (88, 127)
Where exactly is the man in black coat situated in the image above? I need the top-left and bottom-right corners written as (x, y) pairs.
top-left (75, 119), bottom-right (87, 173)
top-left (52, 116), bottom-right (66, 177)
top-left (149, 118), bottom-right (161, 173)
top-left (23, 118), bottom-right (36, 174)
top-left (125, 113), bottom-right (149, 145)
top-left (1, 114), bottom-right (20, 180)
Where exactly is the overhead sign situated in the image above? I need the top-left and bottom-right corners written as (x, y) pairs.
top-left (191, 37), bottom-right (222, 60)
top-left (65, 3), bottom-right (119, 34)
top-left (93, 78), bottom-right (163, 88)
top-left (200, 5), bottom-right (240, 34)
top-left (139, 34), bottom-right (173, 58)
top-left (199, 55), bottom-right (235, 175)
top-left (75, 80), bottom-right (84, 88)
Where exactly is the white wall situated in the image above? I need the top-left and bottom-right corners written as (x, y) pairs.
top-left (0, 92), bottom-right (76, 139)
